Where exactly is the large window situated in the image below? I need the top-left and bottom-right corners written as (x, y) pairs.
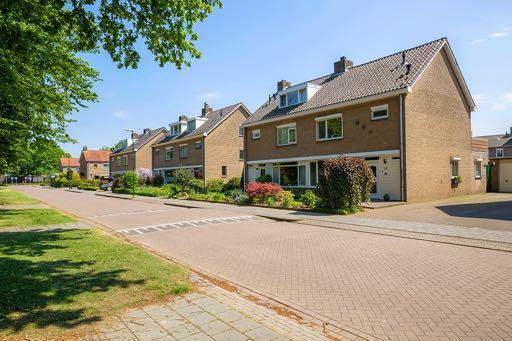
top-left (496, 148), bottom-right (504, 158)
top-left (475, 160), bottom-right (482, 179)
top-left (279, 87), bottom-right (308, 108)
top-left (277, 124), bottom-right (296, 146)
top-left (103, 163), bottom-right (109, 169)
top-left (316, 114), bottom-right (343, 141)
top-left (165, 147), bottom-right (173, 160)
top-left (272, 162), bottom-right (306, 187)
top-left (179, 145), bottom-right (188, 159)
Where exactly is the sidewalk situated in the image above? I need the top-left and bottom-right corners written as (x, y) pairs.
top-left (95, 191), bottom-right (512, 249)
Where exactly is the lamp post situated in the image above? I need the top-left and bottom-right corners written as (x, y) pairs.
top-left (124, 129), bottom-right (136, 198)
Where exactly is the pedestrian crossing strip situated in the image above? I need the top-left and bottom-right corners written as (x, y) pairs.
top-left (119, 215), bottom-right (261, 236)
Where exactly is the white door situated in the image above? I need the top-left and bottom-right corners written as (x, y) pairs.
top-left (365, 159), bottom-right (379, 199)
top-left (500, 160), bottom-right (512, 192)
top-left (379, 157), bottom-right (401, 200)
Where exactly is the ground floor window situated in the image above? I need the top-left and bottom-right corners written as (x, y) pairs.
top-left (272, 162), bottom-right (306, 187)
top-left (475, 160), bottom-right (482, 179)
top-left (451, 158), bottom-right (460, 177)
top-left (221, 166), bottom-right (227, 178)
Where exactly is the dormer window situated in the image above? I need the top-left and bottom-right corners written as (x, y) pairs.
top-left (278, 83), bottom-right (321, 108)
top-left (169, 124), bottom-right (181, 136)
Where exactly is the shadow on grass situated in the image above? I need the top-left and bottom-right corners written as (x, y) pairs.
top-left (0, 231), bottom-right (144, 334)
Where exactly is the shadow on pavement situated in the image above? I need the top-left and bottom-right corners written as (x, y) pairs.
top-left (436, 200), bottom-right (512, 222)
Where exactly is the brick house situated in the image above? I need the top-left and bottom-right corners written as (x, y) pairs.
top-left (59, 157), bottom-right (80, 173)
top-left (109, 127), bottom-right (167, 178)
top-left (152, 102), bottom-right (251, 184)
top-left (79, 147), bottom-right (111, 179)
top-left (241, 38), bottom-right (486, 202)
top-left (476, 127), bottom-right (512, 192)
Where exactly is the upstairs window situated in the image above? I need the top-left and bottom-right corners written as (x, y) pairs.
top-left (496, 148), bottom-right (504, 158)
top-left (287, 90), bottom-right (299, 106)
top-left (131, 153), bottom-right (135, 160)
top-left (165, 147), bottom-right (173, 160)
top-left (371, 104), bottom-right (389, 120)
top-left (239, 150), bottom-right (244, 160)
top-left (179, 145), bottom-right (188, 159)
top-left (195, 141), bottom-right (202, 149)
top-left (252, 129), bottom-right (261, 140)
top-left (277, 124), bottom-right (296, 146)
top-left (316, 114), bottom-right (343, 141)
top-left (280, 95), bottom-right (286, 107)
top-left (122, 155), bottom-right (128, 166)
top-left (170, 125), bottom-right (181, 136)
top-left (155, 148), bottom-right (160, 156)
top-left (239, 126), bottom-right (244, 137)
top-left (116, 157), bottom-right (121, 167)
top-left (103, 163), bottom-right (109, 169)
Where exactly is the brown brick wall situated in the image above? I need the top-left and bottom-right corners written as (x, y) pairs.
top-left (245, 97), bottom-right (401, 162)
top-left (204, 107), bottom-right (247, 181)
top-left (110, 151), bottom-right (135, 174)
top-left (404, 48), bottom-right (483, 202)
top-left (152, 137), bottom-right (204, 169)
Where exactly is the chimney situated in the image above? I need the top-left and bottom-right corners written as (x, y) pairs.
top-left (201, 102), bottom-right (213, 116)
top-left (179, 115), bottom-right (188, 122)
top-left (277, 80), bottom-right (291, 92)
top-left (82, 146), bottom-right (88, 151)
top-left (143, 128), bottom-right (151, 135)
top-left (334, 56), bottom-right (353, 74)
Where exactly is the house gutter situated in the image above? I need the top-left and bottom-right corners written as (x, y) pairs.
top-left (399, 93), bottom-right (405, 202)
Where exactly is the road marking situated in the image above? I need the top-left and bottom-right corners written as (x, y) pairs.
top-left (118, 216), bottom-right (261, 236)
top-left (88, 208), bottom-right (174, 218)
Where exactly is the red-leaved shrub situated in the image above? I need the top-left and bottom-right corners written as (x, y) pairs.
top-left (245, 182), bottom-right (283, 203)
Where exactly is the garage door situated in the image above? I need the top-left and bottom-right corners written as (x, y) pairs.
top-left (499, 159), bottom-right (512, 192)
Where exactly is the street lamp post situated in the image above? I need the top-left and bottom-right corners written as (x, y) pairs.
top-left (124, 129), bottom-right (136, 198)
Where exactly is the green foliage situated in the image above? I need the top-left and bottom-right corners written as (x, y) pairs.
top-left (151, 175), bottom-right (164, 187)
top-left (222, 177), bottom-right (241, 192)
top-left (224, 188), bottom-right (243, 201)
top-left (0, 0), bottom-right (221, 173)
top-left (300, 190), bottom-right (318, 207)
top-left (256, 174), bottom-right (272, 183)
top-left (206, 179), bottom-right (224, 193)
top-left (264, 196), bottom-right (276, 206)
top-left (278, 190), bottom-right (294, 208)
top-left (123, 171), bottom-right (138, 191)
top-left (189, 179), bottom-right (205, 194)
top-left (14, 139), bottom-right (68, 176)
top-left (318, 156), bottom-right (375, 210)
top-left (174, 169), bottom-right (192, 187)
top-left (112, 176), bottom-right (123, 190)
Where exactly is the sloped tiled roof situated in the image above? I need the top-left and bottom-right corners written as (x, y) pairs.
top-left (244, 38), bottom-right (451, 125)
top-left (155, 103), bottom-right (247, 145)
top-left (82, 150), bottom-right (111, 162)
top-left (476, 134), bottom-right (512, 148)
top-left (60, 157), bottom-right (80, 168)
top-left (112, 127), bottom-right (166, 155)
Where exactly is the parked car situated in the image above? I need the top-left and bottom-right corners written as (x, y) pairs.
top-left (99, 181), bottom-right (113, 191)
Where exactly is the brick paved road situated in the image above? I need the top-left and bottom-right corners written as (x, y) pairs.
top-left (15, 187), bottom-right (512, 340)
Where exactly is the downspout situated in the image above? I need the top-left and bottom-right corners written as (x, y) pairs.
top-left (399, 94), bottom-right (405, 201)
top-left (243, 127), bottom-right (248, 187)
top-left (202, 135), bottom-right (206, 187)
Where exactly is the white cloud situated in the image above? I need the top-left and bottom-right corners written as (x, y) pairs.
top-left (492, 103), bottom-right (506, 110)
top-left (473, 94), bottom-right (488, 103)
top-left (113, 111), bottom-right (127, 118)
top-left (490, 32), bottom-right (509, 38)
top-left (198, 91), bottom-right (220, 102)
top-left (502, 93), bottom-right (512, 102)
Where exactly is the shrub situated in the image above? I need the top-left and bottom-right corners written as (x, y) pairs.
top-left (264, 196), bottom-right (276, 206)
top-left (246, 182), bottom-right (282, 204)
top-left (210, 192), bottom-right (227, 203)
top-left (224, 188), bottom-right (243, 200)
top-left (256, 174), bottom-right (272, 183)
top-left (124, 171), bottom-right (138, 191)
top-left (318, 156), bottom-right (375, 211)
top-left (174, 169), bottom-right (192, 187)
top-left (189, 179), bottom-right (205, 193)
top-left (222, 177), bottom-right (242, 192)
top-left (112, 176), bottom-right (123, 190)
top-left (206, 179), bottom-right (224, 193)
top-left (278, 190), bottom-right (294, 208)
top-left (300, 190), bottom-right (318, 207)
top-left (150, 174), bottom-right (164, 187)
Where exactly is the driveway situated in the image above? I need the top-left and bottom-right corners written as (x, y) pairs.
top-left (357, 193), bottom-right (512, 232)
top-left (14, 186), bottom-right (512, 340)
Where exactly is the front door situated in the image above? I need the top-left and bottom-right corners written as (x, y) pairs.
top-left (365, 159), bottom-right (379, 198)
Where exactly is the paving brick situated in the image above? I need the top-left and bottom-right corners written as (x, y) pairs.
top-left (229, 317), bottom-right (262, 333)
top-left (213, 329), bottom-right (248, 341)
top-left (245, 326), bottom-right (282, 340)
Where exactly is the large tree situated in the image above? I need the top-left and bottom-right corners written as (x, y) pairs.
top-left (17, 139), bottom-right (69, 176)
top-left (0, 0), bottom-right (221, 173)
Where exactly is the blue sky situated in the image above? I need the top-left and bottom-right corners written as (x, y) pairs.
top-left (62, 0), bottom-right (512, 156)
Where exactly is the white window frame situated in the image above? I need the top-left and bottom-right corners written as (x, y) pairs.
top-left (116, 157), bottom-right (121, 167)
top-left (451, 157), bottom-right (461, 178)
top-left (276, 123), bottom-right (297, 146)
top-left (474, 159), bottom-right (483, 179)
top-left (179, 144), bottom-right (188, 159)
top-left (272, 162), bottom-right (307, 187)
top-left (252, 129), bottom-right (261, 140)
top-left (221, 165), bottom-right (227, 178)
top-left (371, 104), bottom-right (389, 121)
top-left (122, 155), bottom-right (128, 166)
top-left (165, 147), bottom-right (173, 160)
top-left (239, 149), bottom-right (244, 160)
top-left (315, 113), bottom-right (343, 141)
top-left (239, 126), bottom-right (244, 137)
top-left (279, 87), bottom-right (307, 108)
top-left (496, 148), bottom-right (504, 158)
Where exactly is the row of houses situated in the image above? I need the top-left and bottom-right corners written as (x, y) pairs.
top-left (61, 38), bottom-right (510, 202)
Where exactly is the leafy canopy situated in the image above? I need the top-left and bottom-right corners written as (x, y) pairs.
top-left (0, 0), bottom-right (221, 174)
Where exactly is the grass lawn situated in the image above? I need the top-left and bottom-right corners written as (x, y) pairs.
top-left (0, 208), bottom-right (75, 228)
top-left (0, 228), bottom-right (191, 339)
top-left (0, 188), bottom-right (38, 205)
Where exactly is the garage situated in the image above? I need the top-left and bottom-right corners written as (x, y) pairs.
top-left (499, 159), bottom-right (512, 192)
